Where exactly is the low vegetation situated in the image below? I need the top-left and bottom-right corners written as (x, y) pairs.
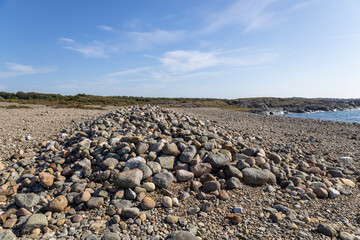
top-left (0, 91), bottom-right (359, 113)
top-left (0, 91), bottom-right (251, 111)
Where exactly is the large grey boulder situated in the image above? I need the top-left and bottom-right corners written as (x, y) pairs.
top-left (153, 171), bottom-right (174, 188)
top-left (125, 157), bottom-right (146, 169)
top-left (204, 154), bottom-right (230, 169)
top-left (125, 159), bottom-right (152, 179)
top-left (101, 157), bottom-right (119, 170)
top-left (179, 146), bottom-right (197, 163)
top-left (112, 199), bottom-right (132, 209)
top-left (14, 193), bottom-right (40, 209)
top-left (22, 214), bottom-right (48, 234)
top-left (113, 169), bottom-right (143, 188)
top-left (242, 168), bottom-right (269, 185)
top-left (156, 155), bottom-right (175, 170)
top-left (121, 207), bottom-right (140, 219)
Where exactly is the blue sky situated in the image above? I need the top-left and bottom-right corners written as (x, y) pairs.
top-left (1, 0), bottom-right (360, 98)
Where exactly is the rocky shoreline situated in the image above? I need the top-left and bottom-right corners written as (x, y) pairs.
top-left (263, 107), bottom-right (360, 116)
top-left (218, 98), bottom-right (360, 115)
top-left (0, 105), bottom-right (359, 239)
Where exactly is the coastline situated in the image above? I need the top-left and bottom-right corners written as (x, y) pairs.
top-left (274, 108), bottom-right (360, 124)
top-left (264, 106), bottom-right (360, 116)
top-left (0, 105), bottom-right (359, 239)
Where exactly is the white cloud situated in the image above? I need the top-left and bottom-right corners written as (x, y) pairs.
top-left (106, 66), bottom-right (156, 77)
top-left (59, 38), bottom-right (108, 58)
top-left (98, 25), bottom-right (113, 31)
top-left (285, 0), bottom-right (318, 12)
top-left (0, 84), bottom-right (7, 90)
top-left (0, 62), bottom-right (57, 79)
top-left (203, 0), bottom-right (276, 32)
top-left (58, 28), bottom-right (186, 56)
top-left (160, 50), bottom-right (219, 74)
top-left (58, 37), bottom-right (74, 43)
top-left (127, 29), bottom-right (185, 50)
top-left (203, 0), bottom-right (315, 32)
top-left (5, 62), bottom-right (35, 72)
top-left (105, 48), bottom-right (276, 83)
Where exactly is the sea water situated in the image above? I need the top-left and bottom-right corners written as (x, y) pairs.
top-left (279, 109), bottom-right (360, 123)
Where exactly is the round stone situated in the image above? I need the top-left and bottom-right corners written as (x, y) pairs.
top-left (142, 182), bottom-right (156, 192)
top-left (141, 197), bottom-right (155, 210)
top-left (165, 215), bottom-right (179, 224)
top-left (313, 187), bottom-right (328, 199)
top-left (176, 170), bottom-right (194, 182)
top-left (242, 168), bottom-right (269, 185)
top-left (161, 196), bottom-right (172, 208)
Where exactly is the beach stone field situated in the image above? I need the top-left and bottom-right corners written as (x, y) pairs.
top-left (0, 105), bottom-right (359, 240)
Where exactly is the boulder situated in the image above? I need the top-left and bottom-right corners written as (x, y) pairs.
top-left (22, 214), bottom-right (48, 234)
top-left (204, 154), bottom-right (230, 169)
top-left (179, 146), bottom-right (197, 163)
top-left (242, 168), bottom-right (269, 185)
top-left (176, 170), bottom-right (194, 182)
top-left (14, 193), bottom-right (40, 209)
top-left (48, 195), bottom-right (68, 212)
top-left (113, 169), bottom-right (143, 189)
top-left (153, 171), bottom-right (174, 188)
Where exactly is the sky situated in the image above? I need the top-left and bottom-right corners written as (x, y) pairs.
top-left (0, 0), bottom-right (360, 98)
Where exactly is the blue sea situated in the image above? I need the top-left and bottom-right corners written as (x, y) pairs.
top-left (278, 109), bottom-right (360, 123)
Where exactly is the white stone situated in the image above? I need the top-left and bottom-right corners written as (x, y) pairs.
top-left (328, 187), bottom-right (340, 199)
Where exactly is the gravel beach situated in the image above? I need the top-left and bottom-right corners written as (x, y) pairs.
top-left (0, 103), bottom-right (116, 161)
top-left (0, 105), bottom-right (359, 239)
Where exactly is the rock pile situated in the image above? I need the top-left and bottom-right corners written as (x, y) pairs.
top-left (0, 105), bottom-right (358, 239)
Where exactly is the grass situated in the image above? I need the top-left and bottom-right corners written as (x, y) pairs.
top-left (0, 104), bottom-right (32, 109)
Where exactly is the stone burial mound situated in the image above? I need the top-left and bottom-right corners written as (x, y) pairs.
top-left (0, 105), bottom-right (357, 239)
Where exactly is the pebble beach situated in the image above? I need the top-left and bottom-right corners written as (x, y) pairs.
top-left (0, 105), bottom-right (359, 240)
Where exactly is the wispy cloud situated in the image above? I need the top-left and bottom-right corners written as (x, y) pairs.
top-left (106, 66), bottom-right (156, 77)
top-left (126, 29), bottom-right (185, 50)
top-left (98, 25), bottom-right (113, 31)
top-left (59, 38), bottom-right (108, 58)
top-left (59, 28), bottom-right (185, 57)
top-left (58, 37), bottom-right (74, 43)
top-left (0, 62), bottom-right (57, 79)
top-left (6, 62), bottom-right (35, 72)
top-left (105, 48), bottom-right (276, 83)
top-left (203, 0), bottom-right (315, 33)
top-left (285, 0), bottom-right (318, 12)
top-left (203, 0), bottom-right (276, 33)
top-left (0, 84), bottom-right (7, 90)
top-left (159, 50), bottom-right (219, 74)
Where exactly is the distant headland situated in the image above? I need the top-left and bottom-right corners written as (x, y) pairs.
top-left (1, 91), bottom-right (359, 114)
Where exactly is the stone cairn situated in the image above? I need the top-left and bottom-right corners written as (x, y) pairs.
top-left (0, 105), bottom-right (356, 239)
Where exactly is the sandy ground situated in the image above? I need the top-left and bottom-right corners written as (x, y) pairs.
top-left (0, 103), bottom-right (118, 160)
